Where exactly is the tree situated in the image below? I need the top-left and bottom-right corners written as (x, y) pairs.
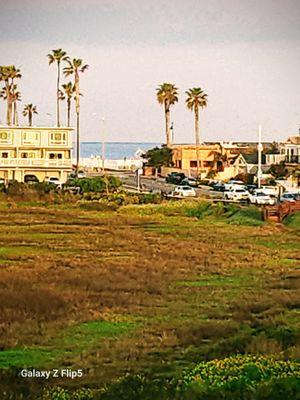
top-left (63, 58), bottom-right (88, 173)
top-left (22, 104), bottom-right (38, 126)
top-left (185, 87), bottom-right (208, 174)
top-left (47, 49), bottom-right (69, 127)
top-left (156, 83), bottom-right (178, 147)
top-left (145, 146), bottom-right (173, 176)
top-left (61, 82), bottom-right (75, 127)
top-left (269, 161), bottom-right (289, 179)
top-left (8, 66), bottom-right (22, 125)
top-left (0, 65), bottom-right (21, 126)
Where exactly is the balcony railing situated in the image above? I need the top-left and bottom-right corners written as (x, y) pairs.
top-left (285, 155), bottom-right (300, 164)
top-left (0, 158), bottom-right (72, 168)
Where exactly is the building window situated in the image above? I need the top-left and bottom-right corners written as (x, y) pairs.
top-left (50, 132), bottom-right (67, 145)
top-left (0, 131), bottom-right (12, 144)
top-left (21, 152), bottom-right (36, 158)
top-left (1, 152), bottom-right (8, 158)
top-left (190, 161), bottom-right (198, 168)
top-left (22, 131), bottom-right (40, 145)
top-left (48, 153), bottom-right (63, 159)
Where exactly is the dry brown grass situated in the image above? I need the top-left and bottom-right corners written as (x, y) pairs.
top-left (0, 203), bottom-right (299, 386)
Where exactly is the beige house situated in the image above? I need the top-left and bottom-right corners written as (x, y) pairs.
top-left (0, 126), bottom-right (73, 182)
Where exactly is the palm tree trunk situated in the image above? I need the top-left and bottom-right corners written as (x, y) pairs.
top-left (29, 112), bottom-right (32, 127)
top-left (5, 82), bottom-right (11, 126)
top-left (57, 61), bottom-right (60, 127)
top-left (76, 111), bottom-right (80, 174)
top-left (67, 98), bottom-right (71, 127)
top-left (165, 102), bottom-right (171, 147)
top-left (195, 106), bottom-right (200, 176)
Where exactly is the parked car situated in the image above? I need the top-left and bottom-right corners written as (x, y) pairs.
top-left (223, 187), bottom-right (249, 202)
top-left (172, 185), bottom-right (196, 197)
top-left (166, 172), bottom-right (186, 184)
top-left (280, 193), bottom-right (297, 203)
top-left (77, 170), bottom-right (86, 179)
top-left (24, 174), bottom-right (39, 184)
top-left (224, 181), bottom-right (246, 191)
top-left (44, 177), bottom-right (64, 188)
top-left (181, 177), bottom-right (198, 187)
top-left (212, 182), bottom-right (226, 192)
top-left (259, 186), bottom-right (279, 197)
top-left (248, 191), bottom-right (276, 205)
top-left (245, 184), bottom-right (257, 194)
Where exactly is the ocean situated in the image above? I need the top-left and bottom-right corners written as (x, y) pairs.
top-left (77, 142), bottom-right (161, 159)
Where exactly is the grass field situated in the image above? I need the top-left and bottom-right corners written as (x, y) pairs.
top-left (0, 200), bottom-right (299, 398)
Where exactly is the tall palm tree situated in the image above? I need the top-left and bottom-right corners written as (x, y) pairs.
top-left (47, 49), bottom-right (69, 127)
top-left (0, 66), bottom-right (13, 125)
top-left (61, 82), bottom-right (75, 127)
top-left (8, 66), bottom-right (22, 125)
top-left (185, 87), bottom-right (208, 174)
top-left (63, 58), bottom-right (88, 173)
top-left (1, 84), bottom-right (22, 126)
top-left (23, 104), bottom-right (38, 127)
top-left (156, 83), bottom-right (178, 147)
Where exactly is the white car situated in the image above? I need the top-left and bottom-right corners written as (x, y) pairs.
top-left (223, 187), bottom-right (249, 202)
top-left (259, 186), bottom-right (279, 197)
top-left (224, 182), bottom-right (246, 191)
top-left (44, 177), bottom-right (65, 188)
top-left (172, 185), bottom-right (196, 197)
top-left (249, 192), bottom-right (276, 205)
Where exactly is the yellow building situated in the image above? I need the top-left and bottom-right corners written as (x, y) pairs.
top-left (171, 143), bottom-right (221, 172)
top-left (0, 126), bottom-right (73, 182)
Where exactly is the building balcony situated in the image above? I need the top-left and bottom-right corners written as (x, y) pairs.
top-left (285, 155), bottom-right (300, 164)
top-left (0, 158), bottom-right (72, 168)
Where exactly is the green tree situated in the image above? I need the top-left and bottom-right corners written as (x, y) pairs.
top-left (156, 83), bottom-right (178, 147)
top-left (269, 161), bottom-right (289, 179)
top-left (22, 104), bottom-right (38, 126)
top-left (145, 146), bottom-right (173, 176)
top-left (47, 49), bottom-right (69, 127)
top-left (185, 87), bottom-right (208, 174)
top-left (63, 58), bottom-right (89, 173)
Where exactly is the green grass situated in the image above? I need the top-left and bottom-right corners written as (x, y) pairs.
top-left (0, 320), bottom-right (135, 369)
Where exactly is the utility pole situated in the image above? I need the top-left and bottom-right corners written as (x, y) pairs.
top-left (257, 125), bottom-right (263, 189)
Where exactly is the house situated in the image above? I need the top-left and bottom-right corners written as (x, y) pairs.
top-left (233, 153), bottom-right (270, 175)
top-left (265, 136), bottom-right (300, 166)
top-left (169, 143), bottom-right (239, 178)
top-left (0, 126), bottom-right (73, 182)
top-left (282, 136), bottom-right (300, 164)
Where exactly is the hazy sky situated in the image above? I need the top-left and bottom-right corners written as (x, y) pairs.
top-left (0, 0), bottom-right (299, 142)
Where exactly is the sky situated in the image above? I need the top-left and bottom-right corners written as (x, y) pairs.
top-left (0, 0), bottom-right (299, 143)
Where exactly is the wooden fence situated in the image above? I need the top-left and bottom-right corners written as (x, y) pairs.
top-left (262, 200), bottom-right (300, 222)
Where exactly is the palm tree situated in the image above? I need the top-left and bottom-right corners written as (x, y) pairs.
top-left (63, 58), bottom-right (88, 173)
top-left (8, 66), bottom-right (21, 125)
top-left (23, 104), bottom-right (38, 126)
top-left (0, 66), bottom-right (13, 125)
top-left (0, 66), bottom-right (22, 126)
top-left (61, 82), bottom-right (75, 127)
top-left (47, 49), bottom-right (69, 127)
top-left (156, 83), bottom-right (178, 147)
top-left (185, 87), bottom-right (208, 174)
top-left (11, 85), bottom-right (21, 126)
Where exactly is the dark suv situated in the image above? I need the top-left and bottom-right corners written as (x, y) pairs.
top-left (166, 172), bottom-right (186, 184)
